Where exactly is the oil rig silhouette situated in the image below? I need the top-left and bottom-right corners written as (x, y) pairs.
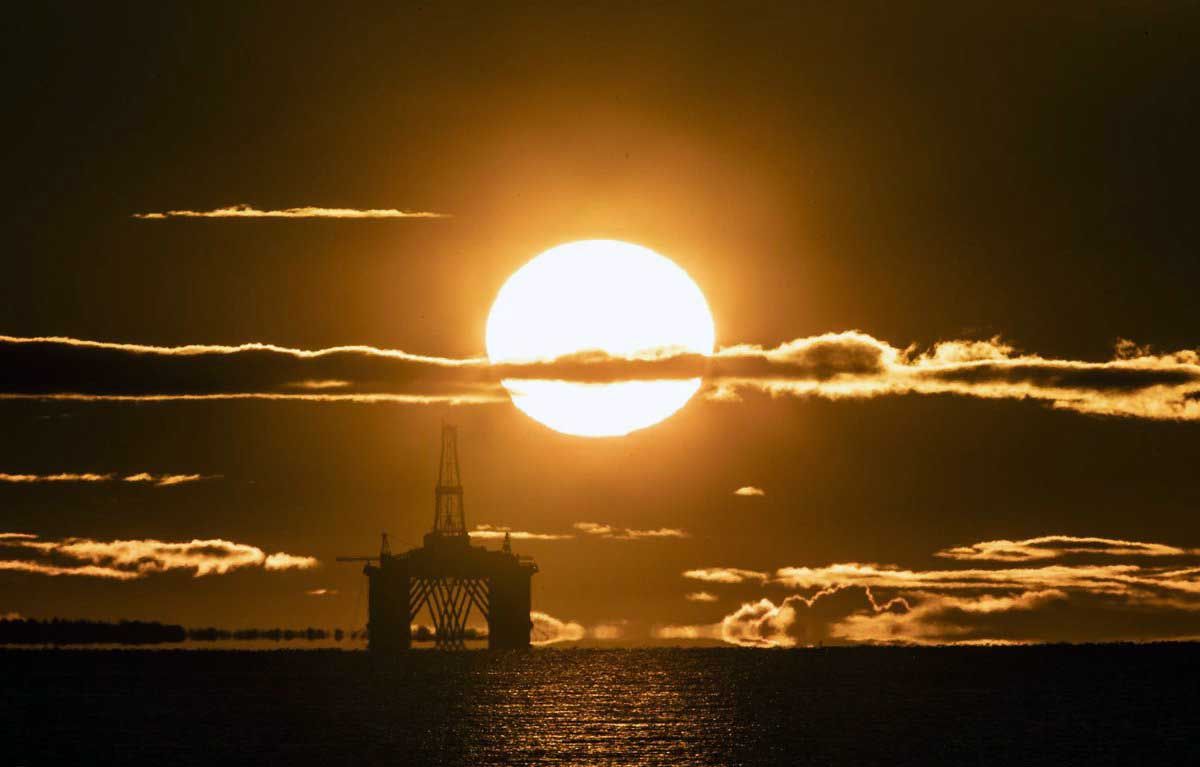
top-left (338, 425), bottom-right (538, 651)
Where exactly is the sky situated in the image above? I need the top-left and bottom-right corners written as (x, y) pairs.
top-left (2, 3), bottom-right (1199, 646)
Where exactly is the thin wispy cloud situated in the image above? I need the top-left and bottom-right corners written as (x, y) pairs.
top-left (573, 522), bottom-right (689, 540)
top-left (0, 334), bottom-right (499, 405)
top-left (0, 473), bottom-right (113, 483)
top-left (675, 533), bottom-right (1200, 646)
top-left (131, 204), bottom-right (449, 220)
top-left (734, 486), bottom-right (766, 497)
top-left (685, 591), bottom-right (719, 602)
top-left (0, 472), bottom-right (214, 487)
top-left (468, 524), bottom-right (573, 541)
top-left (935, 535), bottom-right (1196, 562)
top-left (0, 560), bottom-right (138, 580)
top-left (2, 331), bottom-right (1198, 421)
top-left (467, 523), bottom-right (687, 542)
top-left (0, 532), bottom-right (317, 579)
top-left (683, 567), bottom-right (771, 584)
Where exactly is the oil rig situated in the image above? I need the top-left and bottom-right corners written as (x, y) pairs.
top-left (338, 425), bottom-right (538, 651)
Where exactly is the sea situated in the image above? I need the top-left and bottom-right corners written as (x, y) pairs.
top-left (3, 645), bottom-right (1197, 765)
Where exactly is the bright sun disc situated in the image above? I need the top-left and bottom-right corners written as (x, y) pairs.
top-left (486, 240), bottom-right (715, 437)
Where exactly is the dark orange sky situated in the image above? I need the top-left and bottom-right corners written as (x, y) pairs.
top-left (2, 3), bottom-right (1199, 646)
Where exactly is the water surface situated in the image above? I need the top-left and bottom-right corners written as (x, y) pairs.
top-left (3, 645), bottom-right (1196, 765)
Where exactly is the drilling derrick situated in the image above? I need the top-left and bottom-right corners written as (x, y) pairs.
top-left (339, 424), bottom-right (538, 652)
top-left (433, 425), bottom-right (467, 538)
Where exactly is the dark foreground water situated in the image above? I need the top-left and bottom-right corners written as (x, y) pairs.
top-left (3, 645), bottom-right (1198, 766)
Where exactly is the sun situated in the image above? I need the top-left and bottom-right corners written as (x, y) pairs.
top-left (486, 240), bottom-right (715, 437)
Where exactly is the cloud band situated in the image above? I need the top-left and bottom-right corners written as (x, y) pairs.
top-left (131, 204), bottom-right (448, 220)
top-left (1, 331), bottom-right (1197, 420)
top-left (674, 533), bottom-right (1200, 646)
top-left (0, 532), bottom-right (317, 579)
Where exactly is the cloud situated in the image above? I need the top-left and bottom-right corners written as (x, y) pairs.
top-left (131, 204), bottom-right (448, 220)
top-left (2, 331), bottom-right (1197, 421)
top-left (833, 590), bottom-right (1068, 645)
top-left (530, 611), bottom-right (585, 645)
top-left (685, 591), bottom-right (719, 602)
top-left (590, 620), bottom-right (628, 640)
top-left (703, 332), bottom-right (1200, 421)
top-left (682, 567), bottom-right (771, 584)
top-left (652, 623), bottom-right (722, 641)
top-left (935, 535), bottom-right (1195, 562)
top-left (688, 533), bottom-right (1200, 645)
top-left (0, 334), bottom-right (501, 404)
top-left (733, 486), bottom-right (766, 497)
top-left (0, 532), bottom-right (317, 579)
top-left (0, 473), bottom-right (114, 483)
top-left (720, 586), bottom-right (910, 648)
top-left (264, 552), bottom-right (320, 571)
top-left (771, 560), bottom-right (1200, 596)
top-left (573, 522), bottom-right (689, 540)
top-left (0, 560), bottom-right (138, 579)
top-left (468, 524), bottom-right (573, 541)
top-left (1, 472), bottom-right (213, 486)
top-left (124, 473), bottom-right (213, 487)
top-left (468, 523), bottom-right (685, 542)
top-left (305, 588), bottom-right (338, 597)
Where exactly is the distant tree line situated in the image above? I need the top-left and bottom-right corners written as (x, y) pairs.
top-left (0, 618), bottom-right (186, 645)
top-left (186, 627), bottom-right (355, 642)
top-left (0, 618), bottom-right (365, 645)
top-left (0, 618), bottom-right (489, 645)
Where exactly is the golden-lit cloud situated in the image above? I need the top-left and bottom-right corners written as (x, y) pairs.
top-left (771, 561), bottom-right (1200, 595)
top-left (682, 567), bottom-right (771, 584)
top-left (833, 590), bottom-right (1068, 645)
top-left (702, 332), bottom-right (1200, 421)
top-left (652, 623), bottom-right (722, 640)
top-left (1, 472), bottom-right (213, 487)
top-left (0, 532), bottom-right (318, 579)
top-left (263, 552), bottom-right (320, 571)
top-left (530, 611), bottom-right (585, 645)
top-left (3, 331), bottom-right (1198, 422)
top-left (935, 535), bottom-right (1195, 561)
top-left (468, 523), bottom-right (686, 542)
top-left (719, 586), bottom-right (910, 648)
top-left (131, 204), bottom-right (448, 220)
top-left (733, 486), bottom-right (766, 497)
top-left (685, 591), bottom-right (719, 602)
top-left (468, 524), bottom-right (573, 541)
top-left (682, 533), bottom-right (1200, 645)
top-left (573, 522), bottom-right (689, 540)
top-left (0, 473), bottom-right (114, 483)
top-left (305, 588), bottom-right (338, 597)
top-left (0, 560), bottom-right (139, 580)
top-left (124, 473), bottom-right (212, 487)
top-left (590, 620), bottom-right (628, 640)
top-left (0, 334), bottom-right (499, 404)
